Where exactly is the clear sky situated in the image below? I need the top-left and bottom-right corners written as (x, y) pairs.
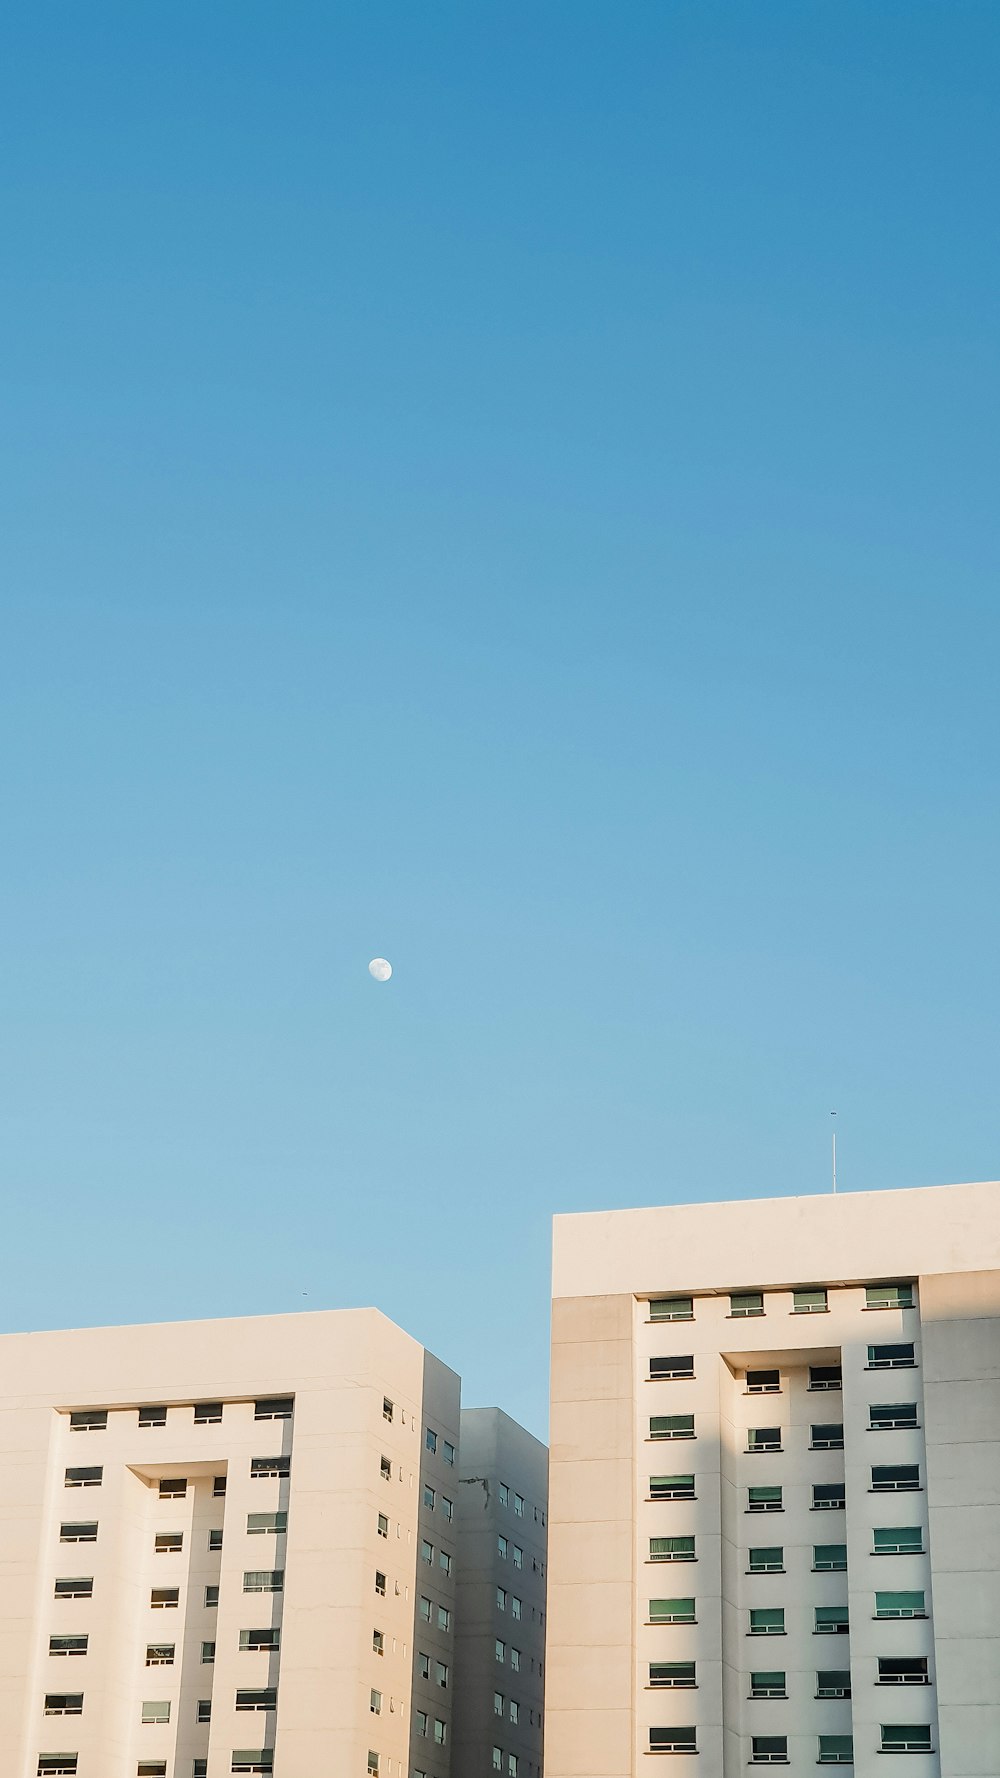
top-left (2, 3), bottom-right (998, 1438)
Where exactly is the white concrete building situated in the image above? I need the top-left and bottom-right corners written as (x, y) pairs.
top-left (0, 1308), bottom-right (464, 1778)
top-left (546, 1179), bottom-right (1000, 1778)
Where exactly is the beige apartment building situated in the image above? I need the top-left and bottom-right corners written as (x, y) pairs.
top-left (0, 1306), bottom-right (543, 1778)
top-left (546, 1179), bottom-right (1000, 1778)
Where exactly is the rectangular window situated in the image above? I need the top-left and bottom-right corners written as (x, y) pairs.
top-left (750, 1736), bottom-right (787, 1763)
top-left (873, 1526), bottom-right (923, 1554)
top-left (426, 1428), bottom-right (438, 1453)
top-left (510, 1647), bottom-right (520, 1670)
top-left (239, 1629), bottom-right (280, 1651)
top-left (813, 1544), bottom-right (847, 1571)
top-left (818, 1736), bottom-right (854, 1765)
top-left (204, 1586), bottom-right (219, 1608)
top-left (494, 1691), bottom-right (503, 1715)
top-left (878, 1657), bottom-right (929, 1685)
top-left (208, 1528), bottom-right (224, 1551)
top-left (373, 1630), bottom-right (385, 1655)
top-left (815, 1606), bottom-right (850, 1634)
top-left (243, 1571), bottom-right (283, 1594)
top-left (423, 1484), bottom-right (434, 1508)
top-left (231, 1758), bottom-right (274, 1776)
top-left (202, 1642), bottom-right (215, 1664)
top-left (43, 1694), bottom-right (83, 1716)
top-left (750, 1671), bottom-right (786, 1698)
top-left (880, 1726), bottom-right (932, 1753)
top-left (382, 1397), bottom-right (393, 1423)
top-left (866, 1283), bottom-right (914, 1310)
top-left (375, 1571), bottom-right (386, 1596)
top-left (194, 1402), bottom-right (223, 1424)
top-left (54, 1577), bottom-right (93, 1599)
top-left (498, 1534), bottom-right (508, 1559)
top-left (495, 1639), bottom-right (505, 1662)
top-left (49, 1636), bottom-right (88, 1656)
top-left (497, 1586), bottom-right (506, 1610)
top-left (870, 1403), bottom-right (919, 1430)
top-left (154, 1534), bottom-right (182, 1554)
top-left (747, 1427), bottom-right (781, 1452)
top-left (511, 1596), bottom-right (521, 1618)
top-left (649, 1597), bottom-right (695, 1623)
top-left (649, 1355), bottom-right (694, 1379)
top-left (512, 1545), bottom-right (522, 1568)
top-left (377, 1512), bottom-right (389, 1538)
top-left (816, 1670), bottom-right (852, 1698)
top-left (650, 1474), bottom-right (695, 1500)
top-left (433, 1720), bottom-right (446, 1745)
top-left (748, 1547), bottom-right (783, 1572)
top-left (367, 1757), bottom-right (378, 1778)
top-left (236, 1689), bottom-right (277, 1711)
top-left (64, 1467), bottom-right (102, 1487)
top-left (746, 1369), bottom-right (780, 1394)
top-left (872, 1465), bottom-right (920, 1492)
top-left (213, 1475), bottom-right (227, 1497)
top-left (141, 1700), bottom-right (170, 1723)
top-left (138, 1406), bottom-right (167, 1428)
top-left (650, 1535), bottom-right (695, 1563)
top-left (498, 1482), bottom-right (509, 1506)
top-left (649, 1296), bottom-right (694, 1321)
top-left (419, 1598), bottom-right (431, 1623)
top-left (650, 1414), bottom-right (695, 1440)
top-left (149, 1588), bottom-right (178, 1609)
top-left (437, 1606), bottom-right (451, 1631)
top-left (416, 1711), bottom-right (428, 1736)
top-left (439, 1550), bottom-right (452, 1576)
top-left (254, 1397), bottom-right (293, 1420)
top-left (811, 1424), bottom-right (845, 1450)
top-left (443, 1440), bottom-right (455, 1466)
top-left (868, 1343), bottom-right (916, 1369)
top-left (809, 1365), bottom-right (842, 1391)
top-left (749, 1608), bottom-right (784, 1635)
top-left (69, 1410), bottom-right (107, 1432)
top-left (37, 1763), bottom-right (77, 1777)
top-left (441, 1496), bottom-right (453, 1521)
top-left (493, 1751), bottom-right (503, 1772)
top-left (514, 1494), bottom-right (524, 1516)
top-left (370, 1687), bottom-right (382, 1714)
top-left (158, 1479), bottom-right (186, 1500)
top-left (250, 1456), bottom-right (289, 1479)
top-left (137, 1766), bottom-right (167, 1778)
top-left (435, 1660), bottom-right (449, 1688)
top-left (875, 1590), bottom-right (925, 1619)
top-left (194, 1765), bottom-right (207, 1778)
top-left (650, 1728), bottom-right (697, 1753)
top-left (812, 1483), bottom-right (845, 1510)
top-left (793, 1288), bottom-right (828, 1313)
top-left (649, 1661), bottom-right (696, 1688)
top-left (731, 1291), bottom-right (765, 1318)
top-left (423, 1541), bottom-right (435, 1566)
top-left (59, 1523), bottom-right (97, 1544)
top-left (748, 1486), bottom-right (782, 1513)
top-left (197, 1699), bottom-right (212, 1722)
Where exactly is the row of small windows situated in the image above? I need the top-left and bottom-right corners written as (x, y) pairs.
top-left (44, 1692), bottom-right (276, 1721)
top-left (645, 1595), bottom-right (927, 1627)
top-left (647, 1284), bottom-right (915, 1320)
top-left (649, 1346), bottom-right (915, 1383)
top-left (494, 1640), bottom-right (541, 1676)
top-left (649, 1407), bottom-right (918, 1444)
top-left (53, 1575), bottom-right (282, 1603)
top-left (649, 1658), bottom-right (929, 1690)
top-left (420, 1485), bottom-right (454, 1518)
top-left (68, 1399), bottom-right (292, 1432)
top-left (645, 1727), bottom-right (932, 1758)
top-left (649, 1468), bottom-right (921, 1501)
top-left (497, 1481), bottom-right (544, 1527)
top-left (650, 1528), bottom-right (923, 1563)
top-left (38, 1759), bottom-right (275, 1776)
top-left (57, 1514), bottom-right (285, 1550)
top-left (423, 1427), bottom-right (456, 1465)
top-left (63, 1464), bottom-right (283, 1492)
top-left (50, 1629), bottom-right (281, 1660)
top-left (420, 1539), bottom-right (452, 1576)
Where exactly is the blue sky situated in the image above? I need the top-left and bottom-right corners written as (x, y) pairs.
top-left (2, 3), bottom-right (998, 1436)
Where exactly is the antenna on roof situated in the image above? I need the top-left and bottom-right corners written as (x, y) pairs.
top-left (831, 1111), bottom-right (838, 1194)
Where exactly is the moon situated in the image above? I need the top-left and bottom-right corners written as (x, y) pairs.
top-left (368, 957), bottom-right (392, 982)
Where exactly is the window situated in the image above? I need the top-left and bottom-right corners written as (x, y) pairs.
top-left (239, 1629), bottom-right (280, 1651)
top-left (870, 1403), bottom-right (919, 1430)
top-left (750, 1737), bottom-right (787, 1764)
top-left (373, 1629), bottom-right (385, 1655)
top-left (793, 1288), bottom-right (828, 1313)
top-left (747, 1427), bottom-right (781, 1452)
top-left (875, 1590), bottom-right (925, 1619)
top-left (201, 1642), bottom-right (215, 1664)
top-left (813, 1544), bottom-right (847, 1571)
top-left (196, 1699), bottom-right (211, 1723)
top-left (437, 1605), bottom-right (451, 1631)
top-left (510, 1647), bottom-right (520, 1671)
top-left (59, 1523), bottom-right (97, 1544)
top-left (150, 1588), bottom-right (178, 1609)
top-left (154, 1534), bottom-right (182, 1554)
top-left (498, 1483), bottom-right (509, 1506)
top-left (441, 1496), bottom-right (453, 1521)
top-left (208, 1528), bottom-right (224, 1550)
top-left (868, 1343), bottom-right (916, 1370)
top-left (423, 1541), bottom-right (435, 1566)
top-left (866, 1283), bottom-right (914, 1310)
top-left (416, 1711), bottom-right (428, 1736)
top-left (809, 1365), bottom-right (842, 1391)
top-left (137, 1766), bottom-right (167, 1778)
top-left (514, 1493), bottom-right (524, 1516)
top-left (194, 1402), bottom-right (223, 1424)
top-left (158, 1479), bottom-right (186, 1500)
top-left (250, 1456), bottom-right (289, 1479)
top-left (507, 1758), bottom-right (517, 1778)
top-left (423, 1484), bottom-right (435, 1508)
top-left (749, 1608), bottom-right (785, 1635)
top-left (650, 1728), bottom-right (697, 1753)
top-left (649, 1661), bottom-right (696, 1688)
top-left (750, 1671), bottom-right (786, 1698)
top-left (872, 1465), bottom-right (920, 1492)
top-left (880, 1725), bottom-right (932, 1753)
top-left (254, 1397), bottom-right (292, 1420)
top-left (231, 1757), bottom-right (274, 1776)
top-left (138, 1406), bottom-right (167, 1428)
top-left (815, 1606), bottom-right (849, 1634)
top-left (650, 1474), bottom-right (695, 1500)
top-left (748, 1486), bottom-right (782, 1513)
top-left (435, 1660), bottom-right (449, 1688)
top-left (650, 1414), bottom-right (695, 1441)
top-left (377, 1513), bottom-right (388, 1539)
top-left (650, 1297), bottom-right (693, 1321)
top-left (69, 1410), bottom-right (107, 1432)
top-left (746, 1369), bottom-right (780, 1394)
top-left (375, 1570), bottom-right (386, 1596)
top-left (141, 1700), bottom-right (170, 1723)
top-left (650, 1536), bottom-right (695, 1563)
top-left (874, 1526), bottom-right (923, 1554)
top-left (370, 1686), bottom-right (382, 1715)
top-left (818, 1736), bottom-right (854, 1765)
top-left (194, 1765), bottom-right (207, 1778)
top-left (731, 1291), bottom-right (764, 1318)
top-left (37, 1763), bottom-right (77, 1776)
top-left (433, 1720), bottom-right (447, 1745)
top-left (650, 1355), bottom-right (694, 1379)
top-left (65, 1467), bottom-right (102, 1488)
top-left (493, 1751), bottom-right (503, 1772)
top-left (243, 1571), bottom-right (283, 1594)
top-left (816, 1670), bottom-right (851, 1698)
top-left (382, 1397), bottom-right (393, 1423)
top-left (54, 1577), bottom-right (93, 1600)
top-left (811, 1424), bottom-right (844, 1450)
top-left (213, 1475), bottom-right (227, 1497)
top-left (367, 1757), bottom-right (379, 1778)
top-left (419, 1597), bottom-right (432, 1623)
top-left (812, 1483), bottom-right (845, 1510)
top-left (43, 1695), bottom-right (83, 1716)
top-left (878, 1657), bottom-right (929, 1685)
top-left (649, 1597), bottom-right (695, 1623)
top-left (426, 1428), bottom-right (438, 1454)
top-left (443, 1440), bottom-right (455, 1466)
top-left (498, 1534), bottom-right (508, 1559)
top-left (748, 1547), bottom-right (783, 1573)
top-left (497, 1586), bottom-right (507, 1611)
top-left (494, 1691), bottom-right (503, 1715)
top-left (145, 1645), bottom-right (174, 1666)
top-left (204, 1586), bottom-right (219, 1608)
top-left (512, 1545), bottom-right (522, 1568)
top-left (495, 1639), bottom-right (506, 1663)
top-left (439, 1549), bottom-right (452, 1576)
top-left (237, 1690), bottom-right (278, 1711)
top-left (511, 1595), bottom-right (521, 1619)
top-left (49, 1637), bottom-right (88, 1657)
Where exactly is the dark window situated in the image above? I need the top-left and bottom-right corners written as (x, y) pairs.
top-left (64, 1467), bottom-right (102, 1488)
top-left (648, 1661), bottom-right (696, 1688)
top-left (54, 1577), bottom-right (92, 1600)
top-left (872, 1465), bottom-right (920, 1492)
top-left (150, 1588), bottom-right (179, 1609)
top-left (750, 1671), bottom-right (786, 1698)
top-left (154, 1534), bottom-right (182, 1554)
top-left (649, 1474), bottom-right (695, 1500)
top-left (650, 1728), bottom-right (697, 1753)
top-left (812, 1483), bottom-right (845, 1510)
top-left (37, 1763), bottom-right (78, 1777)
top-left (213, 1475), bottom-right (227, 1497)
top-left (748, 1486), bottom-right (782, 1513)
top-left (138, 1406), bottom-right (167, 1428)
top-left (197, 1699), bottom-right (212, 1722)
top-left (250, 1456), bottom-right (289, 1479)
top-left (816, 1670), bottom-right (851, 1698)
top-left (809, 1365), bottom-right (842, 1391)
top-left (750, 1736), bottom-right (787, 1764)
top-left (49, 1637), bottom-right (88, 1657)
top-left (746, 1370), bottom-right (780, 1394)
top-left (649, 1356), bottom-right (694, 1379)
top-left (43, 1694), bottom-right (83, 1716)
top-left (236, 1689), bottom-right (278, 1710)
top-left (158, 1479), bottom-right (186, 1500)
top-left (208, 1529), bottom-right (224, 1551)
top-left (731, 1292), bottom-right (765, 1318)
top-left (254, 1398), bottom-right (293, 1420)
top-left (59, 1523), bottom-right (97, 1544)
top-left (870, 1403), bottom-right (919, 1430)
top-left (649, 1297), bottom-right (693, 1321)
top-left (194, 1402), bottom-right (223, 1425)
top-left (878, 1658), bottom-right (929, 1685)
top-left (239, 1629), bottom-right (281, 1651)
top-left (868, 1343), bottom-right (916, 1370)
top-left (811, 1424), bottom-right (844, 1450)
top-left (69, 1411), bottom-right (107, 1432)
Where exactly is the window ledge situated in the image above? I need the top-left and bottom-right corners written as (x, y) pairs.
top-left (749, 1694), bottom-right (787, 1700)
top-left (728, 1313), bottom-right (766, 1320)
top-left (862, 1305), bottom-right (914, 1312)
top-left (746, 1570), bottom-right (785, 1576)
top-left (810, 1505), bottom-right (846, 1512)
top-left (877, 1752), bottom-right (934, 1757)
top-left (646, 1376), bottom-right (695, 1383)
top-left (868, 1425), bottom-right (921, 1432)
top-left (744, 1390), bottom-right (782, 1396)
top-left (747, 1630), bottom-right (787, 1636)
top-left (647, 1620), bottom-right (697, 1627)
top-left (873, 1614), bottom-right (928, 1621)
top-left (812, 1567), bottom-right (847, 1574)
top-left (646, 1319), bottom-right (694, 1326)
top-left (865, 1364), bottom-right (917, 1371)
top-left (648, 1558), bottom-right (698, 1565)
top-left (810, 1446), bottom-right (845, 1453)
top-left (647, 1437), bottom-right (697, 1444)
top-left (645, 1753), bottom-right (699, 1757)
top-left (646, 1684), bottom-right (699, 1691)
top-left (746, 1449), bottom-right (783, 1456)
top-left (872, 1549), bottom-right (924, 1557)
top-left (647, 1497), bottom-right (697, 1504)
top-left (868, 1488), bottom-right (923, 1494)
top-left (813, 1628), bottom-right (850, 1635)
top-left (792, 1306), bottom-right (830, 1313)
